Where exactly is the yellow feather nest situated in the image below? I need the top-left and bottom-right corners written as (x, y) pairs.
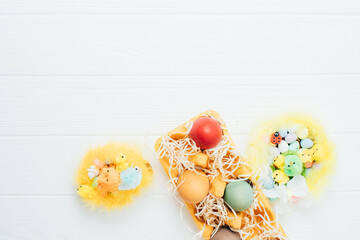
top-left (76, 142), bottom-right (153, 209)
top-left (247, 113), bottom-right (336, 197)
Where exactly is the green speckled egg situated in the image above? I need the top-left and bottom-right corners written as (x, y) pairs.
top-left (224, 181), bottom-right (254, 212)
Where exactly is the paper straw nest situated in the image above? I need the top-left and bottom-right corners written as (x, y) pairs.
top-left (155, 110), bottom-right (287, 240)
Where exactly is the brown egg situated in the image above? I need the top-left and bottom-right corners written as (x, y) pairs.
top-left (177, 170), bottom-right (209, 204)
top-left (211, 227), bottom-right (241, 240)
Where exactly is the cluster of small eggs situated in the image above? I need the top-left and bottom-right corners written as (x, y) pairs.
top-left (268, 125), bottom-right (322, 185)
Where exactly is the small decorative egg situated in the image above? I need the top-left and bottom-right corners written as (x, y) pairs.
top-left (211, 227), bottom-right (241, 240)
top-left (278, 140), bottom-right (288, 153)
top-left (262, 176), bottom-right (274, 189)
top-left (296, 126), bottom-right (308, 139)
top-left (288, 124), bottom-right (299, 133)
top-left (177, 170), bottom-right (209, 204)
top-left (270, 132), bottom-right (282, 145)
top-left (224, 181), bottom-right (254, 212)
top-left (288, 141), bottom-right (300, 152)
top-left (285, 133), bottom-right (297, 144)
top-left (269, 146), bottom-right (280, 158)
top-left (279, 128), bottom-right (288, 138)
top-left (300, 138), bottom-right (314, 149)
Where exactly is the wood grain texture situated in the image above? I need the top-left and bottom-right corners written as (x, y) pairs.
top-left (1, 1), bottom-right (360, 239)
top-left (1, 16), bottom-right (360, 75)
top-left (1, 0), bottom-right (360, 15)
top-left (0, 134), bottom-right (354, 195)
top-left (0, 76), bottom-right (359, 136)
top-left (0, 193), bottom-right (359, 240)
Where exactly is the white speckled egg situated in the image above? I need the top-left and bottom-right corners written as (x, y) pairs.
top-left (300, 138), bottom-right (314, 149)
top-left (288, 124), bottom-right (299, 133)
top-left (270, 146), bottom-right (280, 158)
top-left (289, 141), bottom-right (300, 152)
top-left (278, 140), bottom-right (289, 153)
top-left (296, 126), bottom-right (308, 139)
top-left (285, 133), bottom-right (297, 143)
top-left (279, 128), bottom-right (288, 138)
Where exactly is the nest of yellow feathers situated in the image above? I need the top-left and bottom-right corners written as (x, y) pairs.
top-left (76, 142), bottom-right (153, 209)
top-left (247, 113), bottom-right (336, 214)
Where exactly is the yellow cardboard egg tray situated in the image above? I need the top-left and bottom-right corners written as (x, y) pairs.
top-left (154, 110), bottom-right (287, 239)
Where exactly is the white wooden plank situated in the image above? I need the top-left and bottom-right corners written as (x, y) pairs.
top-left (0, 134), bottom-right (354, 195)
top-left (0, 76), bottom-right (359, 136)
top-left (1, 0), bottom-right (360, 15)
top-left (0, 192), bottom-right (358, 239)
top-left (1, 16), bottom-right (360, 75)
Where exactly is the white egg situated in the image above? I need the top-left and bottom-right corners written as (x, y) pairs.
top-left (270, 146), bottom-right (280, 158)
top-left (296, 126), bottom-right (308, 139)
top-left (288, 124), bottom-right (299, 133)
top-left (285, 133), bottom-right (297, 143)
top-left (278, 140), bottom-right (289, 153)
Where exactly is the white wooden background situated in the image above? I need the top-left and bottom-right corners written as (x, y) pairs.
top-left (1, 1), bottom-right (360, 239)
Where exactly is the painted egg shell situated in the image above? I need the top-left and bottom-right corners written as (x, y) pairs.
top-left (279, 128), bottom-right (288, 138)
top-left (300, 138), bottom-right (314, 149)
top-left (270, 146), bottom-right (280, 158)
top-left (285, 133), bottom-right (297, 143)
top-left (270, 132), bottom-right (282, 145)
top-left (289, 141), bottom-right (300, 152)
top-left (296, 126), bottom-right (308, 139)
top-left (278, 140), bottom-right (289, 153)
top-left (224, 181), bottom-right (254, 212)
top-left (177, 170), bottom-right (209, 204)
top-left (211, 227), bottom-right (241, 240)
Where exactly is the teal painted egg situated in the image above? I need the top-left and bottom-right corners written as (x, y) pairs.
top-left (224, 181), bottom-right (254, 211)
top-left (300, 138), bottom-right (313, 149)
top-left (288, 141), bottom-right (300, 152)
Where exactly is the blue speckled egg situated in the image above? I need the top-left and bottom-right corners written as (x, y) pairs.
top-left (262, 177), bottom-right (274, 189)
top-left (288, 141), bottom-right (300, 152)
top-left (279, 128), bottom-right (288, 138)
top-left (300, 138), bottom-right (314, 149)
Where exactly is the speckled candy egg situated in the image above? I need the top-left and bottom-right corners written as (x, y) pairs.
top-left (279, 128), bottom-right (288, 138)
top-left (224, 181), bottom-right (254, 212)
top-left (278, 140), bottom-right (288, 153)
top-left (296, 126), bottom-right (308, 139)
top-left (269, 146), bottom-right (280, 158)
top-left (270, 132), bottom-right (282, 145)
top-left (285, 133), bottom-right (297, 144)
top-left (211, 227), bottom-right (241, 240)
top-left (262, 176), bottom-right (274, 189)
top-left (288, 141), bottom-right (300, 152)
top-left (300, 138), bottom-right (314, 149)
